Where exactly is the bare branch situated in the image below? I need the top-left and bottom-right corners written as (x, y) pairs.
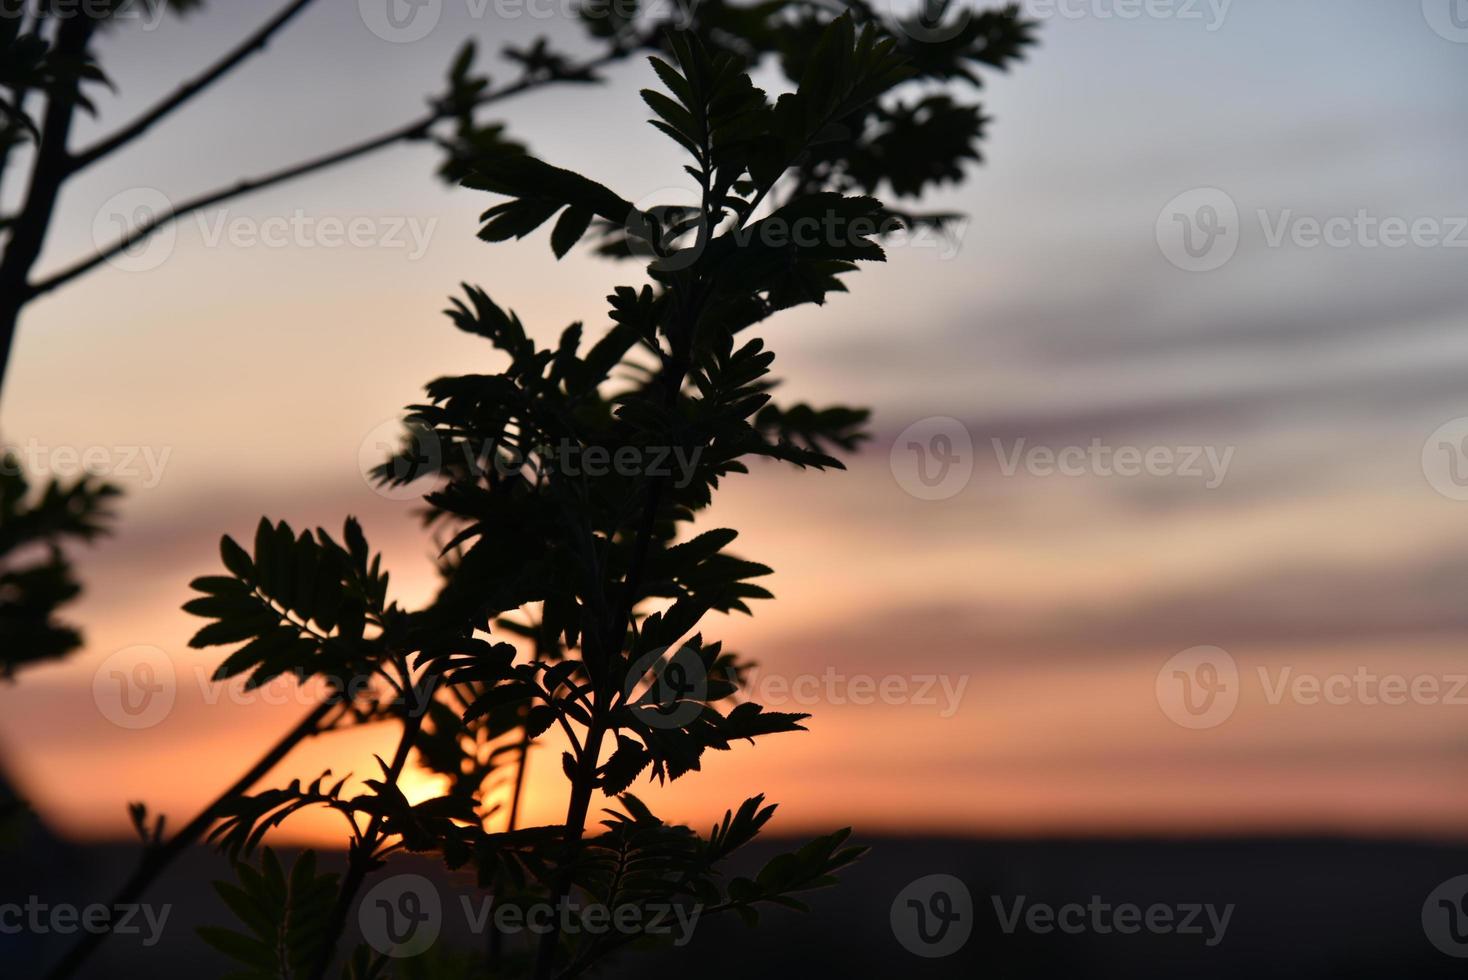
top-left (68, 0), bottom-right (320, 174)
top-left (29, 47), bottom-right (631, 299)
top-left (40, 700), bottom-right (340, 980)
top-left (29, 110), bottom-right (436, 297)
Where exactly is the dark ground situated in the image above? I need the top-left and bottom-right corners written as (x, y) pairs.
top-left (6, 827), bottom-right (1468, 979)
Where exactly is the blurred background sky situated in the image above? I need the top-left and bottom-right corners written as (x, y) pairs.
top-left (2, 0), bottom-right (1467, 845)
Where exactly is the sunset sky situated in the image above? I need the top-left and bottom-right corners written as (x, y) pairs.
top-left (3, 0), bottom-right (1468, 845)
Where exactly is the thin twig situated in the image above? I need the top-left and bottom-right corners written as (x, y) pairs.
top-left (488, 625), bottom-right (547, 968)
top-left (42, 699), bottom-right (340, 980)
top-left (68, 0), bottom-right (320, 174)
top-left (507, 625), bottom-right (548, 833)
top-left (28, 47), bottom-right (632, 300)
top-left (29, 111), bottom-right (436, 298)
top-left (308, 670), bottom-right (437, 980)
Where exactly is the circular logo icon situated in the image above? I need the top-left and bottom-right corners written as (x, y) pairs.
top-left (890, 416), bottom-right (973, 501)
top-left (359, 419), bottom-right (442, 501)
top-left (891, 873), bottom-right (973, 958)
top-left (1156, 645), bottom-right (1239, 729)
top-left (1156, 187), bottom-right (1240, 272)
top-left (1423, 875), bottom-right (1468, 957)
top-left (624, 186), bottom-right (708, 273)
top-left (93, 645), bottom-right (177, 730)
top-left (623, 646), bottom-right (708, 729)
top-left (1423, 0), bottom-right (1468, 42)
top-left (879, 0), bottom-right (973, 43)
top-left (1422, 417), bottom-right (1468, 500)
top-left (92, 187), bottom-right (175, 274)
top-left (358, 0), bottom-right (442, 43)
top-left (359, 874), bottom-right (442, 958)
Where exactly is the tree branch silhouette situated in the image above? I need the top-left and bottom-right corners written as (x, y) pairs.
top-left (308, 670), bottom-right (435, 980)
top-left (28, 112), bottom-right (434, 298)
top-left (42, 699), bottom-right (340, 980)
top-left (5, 6), bottom-right (1036, 977)
top-left (26, 46), bottom-right (630, 302)
top-left (68, 0), bottom-right (321, 174)
top-left (0, 6), bottom-right (631, 399)
top-left (0, 14), bottom-right (97, 396)
top-left (530, 149), bottom-right (713, 980)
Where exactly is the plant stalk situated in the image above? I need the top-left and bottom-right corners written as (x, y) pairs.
top-left (43, 699), bottom-right (336, 980)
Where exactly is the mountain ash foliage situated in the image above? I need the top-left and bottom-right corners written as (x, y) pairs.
top-left (173, 9), bottom-right (1033, 980)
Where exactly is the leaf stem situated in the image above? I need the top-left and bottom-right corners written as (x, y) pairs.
top-left (308, 669), bottom-right (437, 980)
